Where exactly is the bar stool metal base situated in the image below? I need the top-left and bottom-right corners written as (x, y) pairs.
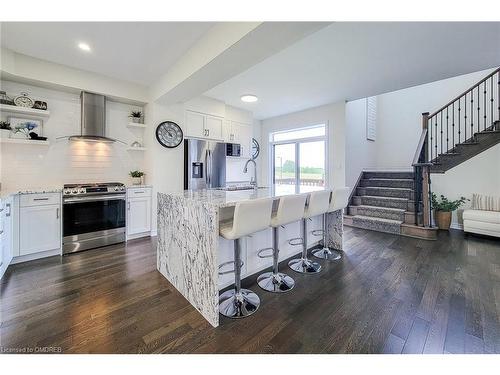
top-left (313, 246), bottom-right (341, 261)
top-left (219, 289), bottom-right (260, 318)
top-left (288, 257), bottom-right (322, 274)
top-left (257, 272), bottom-right (295, 293)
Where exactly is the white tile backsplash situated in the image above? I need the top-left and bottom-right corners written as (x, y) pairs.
top-left (0, 80), bottom-right (145, 190)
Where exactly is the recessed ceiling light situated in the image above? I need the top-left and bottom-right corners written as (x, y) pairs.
top-left (240, 94), bottom-right (258, 103)
top-left (78, 42), bottom-right (91, 52)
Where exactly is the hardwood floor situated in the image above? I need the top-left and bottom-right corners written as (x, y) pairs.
top-left (1, 227), bottom-right (499, 354)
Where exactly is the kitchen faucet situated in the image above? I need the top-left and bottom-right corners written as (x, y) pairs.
top-left (243, 158), bottom-right (258, 189)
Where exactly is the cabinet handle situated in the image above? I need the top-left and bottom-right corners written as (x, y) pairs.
top-left (34, 198), bottom-right (49, 201)
top-left (56, 208), bottom-right (59, 219)
top-left (134, 191), bottom-right (145, 194)
top-left (6, 203), bottom-right (11, 217)
top-left (128, 202), bottom-right (131, 210)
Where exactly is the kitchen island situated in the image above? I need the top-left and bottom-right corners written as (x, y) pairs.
top-left (157, 188), bottom-right (343, 327)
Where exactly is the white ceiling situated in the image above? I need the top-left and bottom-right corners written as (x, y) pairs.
top-left (0, 22), bottom-right (215, 85)
top-left (205, 22), bottom-right (500, 119)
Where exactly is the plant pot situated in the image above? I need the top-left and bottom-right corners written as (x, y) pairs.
top-left (130, 117), bottom-right (142, 124)
top-left (0, 129), bottom-right (11, 138)
top-left (131, 177), bottom-right (142, 185)
top-left (435, 210), bottom-right (452, 230)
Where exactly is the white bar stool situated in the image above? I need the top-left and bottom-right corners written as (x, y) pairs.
top-left (219, 197), bottom-right (273, 319)
top-left (256, 194), bottom-right (308, 293)
top-left (313, 187), bottom-right (350, 260)
top-left (288, 190), bottom-right (331, 274)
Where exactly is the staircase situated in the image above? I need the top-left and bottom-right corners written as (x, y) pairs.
top-left (430, 120), bottom-right (500, 173)
top-left (344, 171), bottom-right (432, 239)
top-left (346, 67), bottom-right (500, 240)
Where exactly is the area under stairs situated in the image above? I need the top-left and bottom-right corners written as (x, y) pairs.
top-left (344, 171), bottom-right (433, 239)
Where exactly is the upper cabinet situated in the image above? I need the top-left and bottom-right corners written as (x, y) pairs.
top-left (224, 120), bottom-right (253, 158)
top-left (185, 110), bottom-right (223, 140)
top-left (183, 99), bottom-right (254, 156)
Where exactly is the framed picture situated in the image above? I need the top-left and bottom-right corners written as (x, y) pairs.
top-left (366, 96), bottom-right (377, 141)
top-left (9, 117), bottom-right (43, 139)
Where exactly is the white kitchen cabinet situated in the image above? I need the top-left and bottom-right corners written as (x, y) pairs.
top-left (127, 187), bottom-right (152, 239)
top-left (204, 115), bottom-right (223, 140)
top-left (19, 204), bottom-right (61, 256)
top-left (231, 121), bottom-right (253, 158)
top-left (185, 110), bottom-right (205, 139)
top-left (185, 110), bottom-right (223, 140)
top-left (224, 120), bottom-right (253, 158)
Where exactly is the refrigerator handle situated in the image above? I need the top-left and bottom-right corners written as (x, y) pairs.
top-left (205, 149), bottom-right (209, 186)
top-left (208, 149), bottom-right (212, 188)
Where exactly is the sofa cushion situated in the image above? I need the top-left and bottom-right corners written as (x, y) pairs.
top-left (463, 209), bottom-right (500, 224)
top-left (471, 193), bottom-right (500, 212)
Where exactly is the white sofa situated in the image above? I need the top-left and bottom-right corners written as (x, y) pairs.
top-left (463, 208), bottom-right (500, 238)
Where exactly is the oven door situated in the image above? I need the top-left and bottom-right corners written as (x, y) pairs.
top-left (63, 195), bottom-right (126, 254)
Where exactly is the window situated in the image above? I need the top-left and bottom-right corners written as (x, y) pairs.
top-left (270, 124), bottom-right (327, 195)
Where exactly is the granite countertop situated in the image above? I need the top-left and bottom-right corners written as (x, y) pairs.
top-left (164, 186), bottom-right (325, 208)
top-left (0, 188), bottom-right (62, 199)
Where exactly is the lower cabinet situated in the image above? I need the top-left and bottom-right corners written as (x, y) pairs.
top-left (19, 203), bottom-right (61, 256)
top-left (126, 188), bottom-right (152, 239)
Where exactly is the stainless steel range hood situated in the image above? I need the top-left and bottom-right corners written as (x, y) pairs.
top-left (68, 91), bottom-right (116, 142)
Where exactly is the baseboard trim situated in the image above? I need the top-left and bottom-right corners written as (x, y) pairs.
top-left (11, 249), bottom-right (61, 264)
top-left (450, 222), bottom-right (464, 231)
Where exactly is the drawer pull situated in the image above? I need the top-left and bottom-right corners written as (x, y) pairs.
top-left (134, 191), bottom-right (145, 194)
top-left (33, 198), bottom-right (50, 201)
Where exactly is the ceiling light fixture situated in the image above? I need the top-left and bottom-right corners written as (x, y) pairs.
top-left (78, 42), bottom-right (91, 52)
top-left (240, 94), bottom-right (258, 103)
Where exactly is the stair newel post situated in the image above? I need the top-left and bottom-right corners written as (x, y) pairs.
top-left (421, 112), bottom-right (431, 228)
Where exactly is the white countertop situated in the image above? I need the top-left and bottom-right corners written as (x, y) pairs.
top-left (0, 188), bottom-right (62, 199)
top-left (165, 186), bottom-right (325, 208)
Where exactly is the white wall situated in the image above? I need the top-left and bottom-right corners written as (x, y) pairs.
top-left (375, 67), bottom-right (497, 169)
top-left (260, 101), bottom-right (346, 189)
top-left (345, 67), bottom-right (500, 228)
top-left (0, 80), bottom-right (145, 191)
top-left (432, 144), bottom-right (500, 228)
top-left (345, 97), bottom-right (377, 190)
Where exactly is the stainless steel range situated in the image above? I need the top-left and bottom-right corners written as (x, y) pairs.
top-left (62, 182), bottom-right (126, 254)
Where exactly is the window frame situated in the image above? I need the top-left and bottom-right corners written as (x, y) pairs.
top-left (269, 123), bottom-right (329, 195)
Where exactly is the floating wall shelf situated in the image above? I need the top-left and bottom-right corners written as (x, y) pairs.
top-left (126, 147), bottom-right (146, 151)
top-left (0, 104), bottom-right (51, 118)
top-left (127, 122), bottom-right (146, 129)
top-left (0, 138), bottom-right (50, 146)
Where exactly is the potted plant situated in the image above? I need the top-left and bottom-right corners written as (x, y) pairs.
top-left (129, 110), bottom-right (143, 124)
top-left (0, 121), bottom-right (11, 138)
top-left (431, 193), bottom-right (469, 230)
top-left (129, 170), bottom-right (145, 185)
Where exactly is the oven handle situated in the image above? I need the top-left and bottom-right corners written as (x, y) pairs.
top-left (63, 195), bottom-right (126, 204)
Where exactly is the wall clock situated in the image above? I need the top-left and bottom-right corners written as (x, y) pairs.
top-left (156, 121), bottom-right (183, 148)
top-left (251, 138), bottom-right (260, 159)
top-left (14, 92), bottom-right (34, 108)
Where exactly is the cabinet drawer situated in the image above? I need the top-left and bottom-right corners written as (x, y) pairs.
top-left (127, 188), bottom-right (152, 197)
top-left (20, 193), bottom-right (61, 207)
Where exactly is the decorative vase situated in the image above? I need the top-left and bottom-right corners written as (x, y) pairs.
top-left (0, 129), bottom-right (11, 138)
top-left (131, 117), bottom-right (142, 124)
top-left (131, 177), bottom-right (142, 185)
top-left (435, 210), bottom-right (452, 230)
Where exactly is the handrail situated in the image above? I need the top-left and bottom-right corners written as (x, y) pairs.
top-left (429, 67), bottom-right (500, 118)
top-left (412, 128), bottom-right (428, 166)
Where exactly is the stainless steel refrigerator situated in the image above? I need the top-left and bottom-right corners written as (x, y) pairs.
top-left (184, 139), bottom-right (226, 190)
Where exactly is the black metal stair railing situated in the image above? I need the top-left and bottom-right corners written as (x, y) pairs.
top-left (427, 67), bottom-right (500, 161)
top-left (412, 66), bottom-right (500, 228)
